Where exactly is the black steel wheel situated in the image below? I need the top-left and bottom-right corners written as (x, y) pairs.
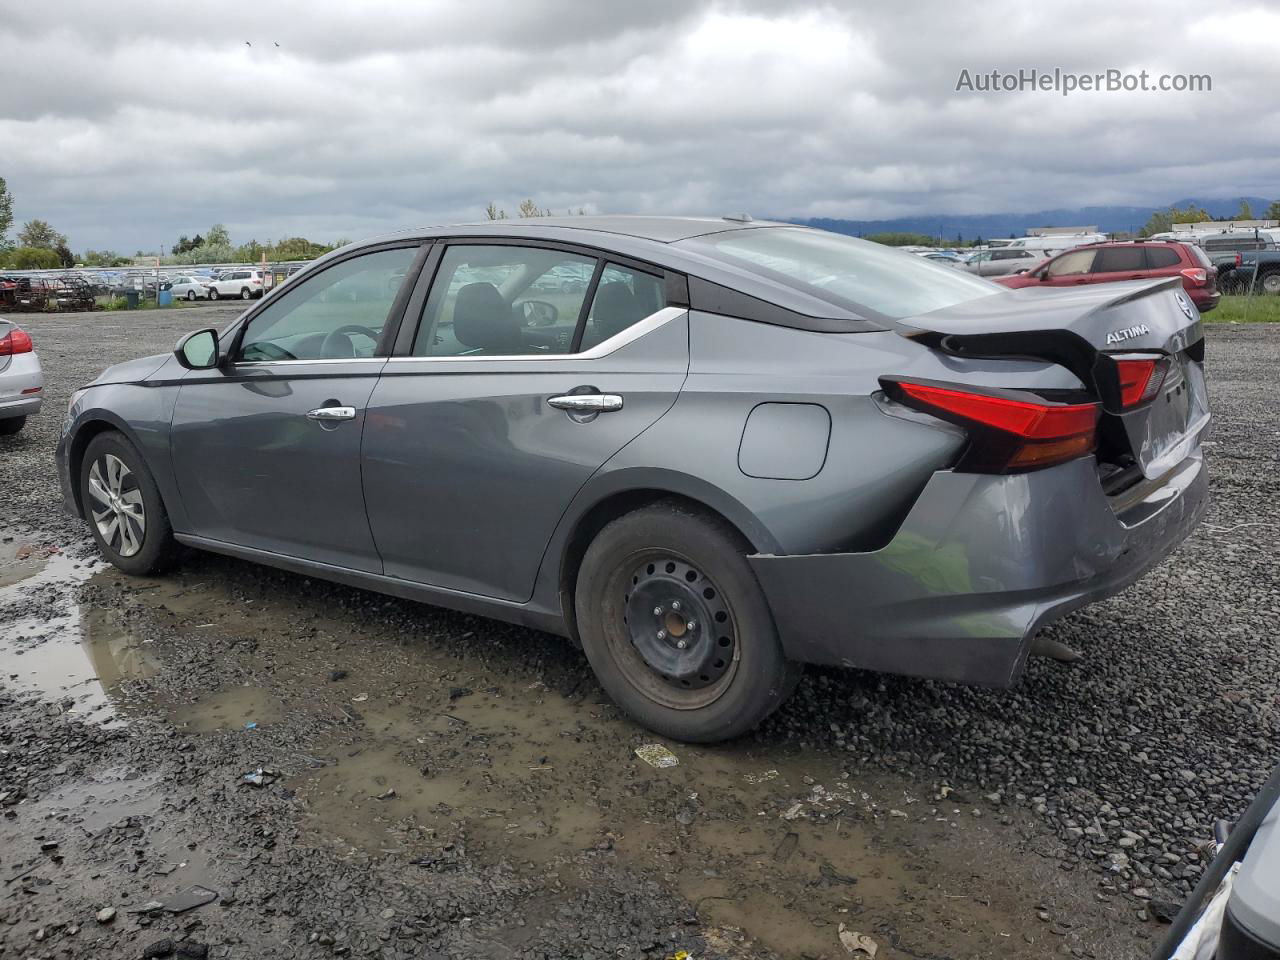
top-left (576, 500), bottom-right (800, 742)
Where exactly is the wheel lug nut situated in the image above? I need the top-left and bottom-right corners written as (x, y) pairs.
top-left (671, 601), bottom-right (681, 612)
top-left (676, 639), bottom-right (688, 649)
top-left (653, 606), bottom-right (663, 616)
top-left (686, 619), bottom-right (697, 630)
top-left (656, 629), bottom-right (667, 641)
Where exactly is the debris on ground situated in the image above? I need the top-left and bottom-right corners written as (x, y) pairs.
top-left (743, 769), bottom-right (779, 784)
top-left (95, 907), bottom-right (116, 924)
top-left (838, 924), bottom-right (878, 957)
top-left (634, 744), bottom-right (679, 769)
top-left (773, 831), bottom-right (799, 862)
top-left (162, 885), bottom-right (219, 914)
top-left (241, 768), bottom-right (278, 788)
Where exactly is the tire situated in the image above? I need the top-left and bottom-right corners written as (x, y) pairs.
top-left (0, 416), bottom-right (26, 436)
top-left (186, 289), bottom-right (197, 301)
top-left (240, 287), bottom-right (252, 300)
top-left (1259, 270), bottom-right (1280, 296)
top-left (80, 431), bottom-right (179, 575)
top-left (208, 288), bottom-right (220, 301)
top-left (575, 500), bottom-right (801, 742)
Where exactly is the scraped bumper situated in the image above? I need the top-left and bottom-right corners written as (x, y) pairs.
top-left (749, 453), bottom-right (1208, 685)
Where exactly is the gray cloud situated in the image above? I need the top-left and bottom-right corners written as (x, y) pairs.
top-left (2, 0), bottom-right (1277, 252)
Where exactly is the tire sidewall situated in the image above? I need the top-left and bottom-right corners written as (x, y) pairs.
top-left (576, 504), bottom-right (796, 742)
top-left (80, 432), bottom-right (174, 575)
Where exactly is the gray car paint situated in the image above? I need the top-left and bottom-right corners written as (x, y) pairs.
top-left (55, 217), bottom-right (1209, 687)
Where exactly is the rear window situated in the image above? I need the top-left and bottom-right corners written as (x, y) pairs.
top-left (1147, 247), bottom-right (1183, 269)
top-left (1186, 245), bottom-right (1214, 269)
top-left (682, 227), bottom-right (999, 321)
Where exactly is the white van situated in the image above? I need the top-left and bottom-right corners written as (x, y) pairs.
top-left (1004, 233), bottom-right (1108, 257)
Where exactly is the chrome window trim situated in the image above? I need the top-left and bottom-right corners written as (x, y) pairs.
top-left (230, 357), bottom-right (389, 368)
top-left (385, 305), bottom-right (686, 364)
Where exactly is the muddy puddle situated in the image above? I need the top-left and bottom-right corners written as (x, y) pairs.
top-left (0, 549), bottom-right (1136, 958)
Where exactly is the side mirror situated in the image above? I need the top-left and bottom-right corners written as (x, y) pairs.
top-left (175, 328), bottom-right (220, 369)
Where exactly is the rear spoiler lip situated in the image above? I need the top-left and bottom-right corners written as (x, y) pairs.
top-left (896, 278), bottom-right (1191, 414)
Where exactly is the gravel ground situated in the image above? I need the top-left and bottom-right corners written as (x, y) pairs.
top-left (1, 306), bottom-right (1277, 959)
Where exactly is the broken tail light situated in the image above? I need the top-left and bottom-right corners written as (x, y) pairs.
top-left (883, 379), bottom-right (1100, 473)
top-left (1113, 356), bottom-right (1169, 408)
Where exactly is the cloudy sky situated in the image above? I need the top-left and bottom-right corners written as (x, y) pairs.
top-left (2, 0), bottom-right (1278, 253)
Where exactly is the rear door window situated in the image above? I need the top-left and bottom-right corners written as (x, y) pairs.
top-left (579, 264), bottom-right (666, 351)
top-left (1091, 248), bottom-right (1147, 273)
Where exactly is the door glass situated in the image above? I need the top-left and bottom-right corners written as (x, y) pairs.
top-left (1092, 247), bottom-right (1146, 272)
top-left (1045, 249), bottom-right (1096, 277)
top-left (414, 245), bottom-right (596, 356)
top-left (579, 264), bottom-right (667, 350)
top-left (1147, 247), bottom-right (1182, 268)
top-left (237, 247), bottom-right (417, 361)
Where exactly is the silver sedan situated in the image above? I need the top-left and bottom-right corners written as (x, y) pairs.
top-left (0, 317), bottom-right (42, 435)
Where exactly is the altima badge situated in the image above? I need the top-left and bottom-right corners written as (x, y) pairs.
top-left (1105, 323), bottom-right (1151, 345)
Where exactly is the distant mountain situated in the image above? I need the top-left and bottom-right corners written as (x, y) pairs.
top-left (789, 196), bottom-right (1275, 243)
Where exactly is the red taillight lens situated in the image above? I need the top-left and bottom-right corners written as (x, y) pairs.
top-left (1114, 357), bottom-right (1168, 408)
top-left (1235, 253), bottom-right (1243, 267)
top-left (888, 380), bottom-right (1099, 473)
top-left (1180, 268), bottom-right (1207, 286)
top-left (0, 329), bottom-right (33, 355)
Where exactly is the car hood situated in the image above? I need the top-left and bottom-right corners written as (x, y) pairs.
top-left (86, 353), bottom-right (175, 386)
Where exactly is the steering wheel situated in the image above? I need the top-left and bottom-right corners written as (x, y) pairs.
top-left (320, 324), bottom-right (380, 359)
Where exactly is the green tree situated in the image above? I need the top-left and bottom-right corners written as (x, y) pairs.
top-left (1265, 200), bottom-right (1280, 221)
top-left (517, 198), bottom-right (549, 218)
top-left (0, 176), bottom-right (13, 247)
top-left (54, 243), bottom-right (75, 267)
top-left (17, 218), bottom-right (68, 249)
top-left (81, 249), bottom-right (130, 267)
top-left (3, 246), bottom-right (62, 269)
top-left (1236, 199), bottom-right (1255, 220)
top-left (865, 231), bottom-right (938, 247)
top-left (1140, 204), bottom-right (1212, 237)
top-left (204, 224), bottom-right (232, 247)
top-left (485, 202), bottom-right (507, 220)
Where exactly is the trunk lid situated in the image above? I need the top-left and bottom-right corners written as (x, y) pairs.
top-left (897, 278), bottom-right (1209, 480)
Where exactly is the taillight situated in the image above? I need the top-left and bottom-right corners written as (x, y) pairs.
top-left (0, 329), bottom-right (33, 356)
top-left (1235, 253), bottom-right (1242, 267)
top-left (884, 380), bottom-right (1099, 473)
top-left (1113, 356), bottom-right (1168, 408)
top-left (1179, 268), bottom-right (1207, 286)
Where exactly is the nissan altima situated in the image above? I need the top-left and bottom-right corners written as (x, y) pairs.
top-left (56, 217), bottom-right (1209, 742)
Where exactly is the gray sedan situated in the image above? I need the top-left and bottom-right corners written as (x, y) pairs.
top-left (55, 217), bottom-right (1209, 742)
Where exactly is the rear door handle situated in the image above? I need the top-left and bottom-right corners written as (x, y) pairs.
top-left (547, 394), bottom-right (623, 413)
top-left (306, 406), bottom-right (356, 422)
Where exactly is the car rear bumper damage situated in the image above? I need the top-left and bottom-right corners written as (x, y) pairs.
top-left (749, 452), bottom-right (1208, 685)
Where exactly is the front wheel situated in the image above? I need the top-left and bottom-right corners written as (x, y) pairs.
top-left (208, 288), bottom-right (220, 301)
top-left (186, 289), bottom-right (197, 301)
top-left (575, 501), bottom-right (801, 742)
top-left (80, 432), bottom-right (179, 575)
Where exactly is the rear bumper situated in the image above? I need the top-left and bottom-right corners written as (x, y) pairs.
top-left (0, 394), bottom-right (42, 418)
top-left (1191, 288), bottom-right (1221, 313)
top-left (749, 452), bottom-right (1208, 685)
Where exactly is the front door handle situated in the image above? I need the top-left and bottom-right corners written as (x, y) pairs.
top-left (306, 405), bottom-right (357, 422)
top-left (547, 394), bottom-right (624, 413)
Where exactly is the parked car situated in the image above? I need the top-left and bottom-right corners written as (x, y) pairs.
top-left (963, 247), bottom-right (1044, 277)
top-left (996, 240), bottom-right (1221, 313)
top-left (0, 317), bottom-right (42, 435)
top-left (206, 269), bottom-right (266, 300)
top-left (1196, 231), bottom-right (1280, 295)
top-left (169, 275), bottom-right (212, 301)
top-left (1156, 762), bottom-right (1280, 960)
top-left (919, 252), bottom-right (967, 269)
top-left (1003, 232), bottom-right (1109, 257)
top-left (57, 217), bottom-right (1209, 742)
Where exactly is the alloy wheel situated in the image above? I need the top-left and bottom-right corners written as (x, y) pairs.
top-left (87, 453), bottom-right (146, 557)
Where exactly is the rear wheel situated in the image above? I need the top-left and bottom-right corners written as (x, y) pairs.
top-left (575, 501), bottom-right (800, 742)
top-left (1259, 270), bottom-right (1280, 295)
top-left (240, 287), bottom-right (252, 300)
top-left (0, 416), bottom-right (26, 436)
top-left (80, 432), bottom-right (179, 575)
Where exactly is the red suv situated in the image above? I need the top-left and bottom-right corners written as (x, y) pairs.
top-left (996, 241), bottom-right (1220, 313)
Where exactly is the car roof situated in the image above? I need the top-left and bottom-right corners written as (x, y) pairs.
top-left (434, 215), bottom-right (787, 243)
